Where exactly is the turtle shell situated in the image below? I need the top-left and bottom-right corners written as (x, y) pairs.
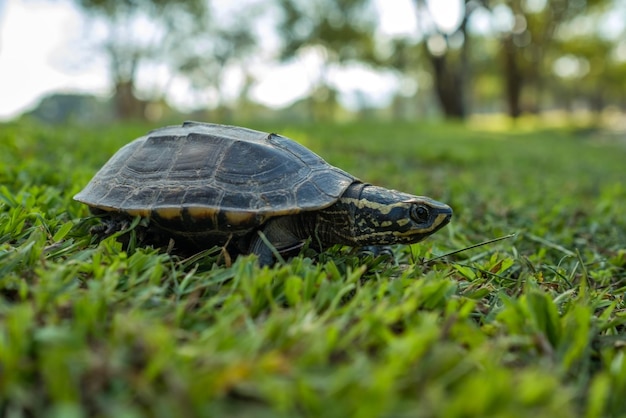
top-left (74, 121), bottom-right (357, 235)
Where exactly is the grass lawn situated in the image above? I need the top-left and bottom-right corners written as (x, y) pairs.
top-left (1, 118), bottom-right (625, 417)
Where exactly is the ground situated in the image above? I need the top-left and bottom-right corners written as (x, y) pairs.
top-left (1, 118), bottom-right (625, 417)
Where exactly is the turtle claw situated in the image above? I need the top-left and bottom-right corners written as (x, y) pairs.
top-left (359, 245), bottom-right (394, 259)
top-left (90, 216), bottom-right (130, 238)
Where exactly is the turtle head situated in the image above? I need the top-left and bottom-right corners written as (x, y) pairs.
top-left (342, 184), bottom-right (452, 246)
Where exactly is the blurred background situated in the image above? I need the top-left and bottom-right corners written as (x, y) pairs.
top-left (1, 0), bottom-right (625, 126)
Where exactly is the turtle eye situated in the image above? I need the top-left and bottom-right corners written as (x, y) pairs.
top-left (410, 205), bottom-right (430, 223)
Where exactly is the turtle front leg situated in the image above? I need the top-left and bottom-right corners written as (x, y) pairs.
top-left (90, 214), bottom-right (132, 238)
top-left (248, 217), bottom-right (305, 266)
top-left (359, 245), bottom-right (394, 259)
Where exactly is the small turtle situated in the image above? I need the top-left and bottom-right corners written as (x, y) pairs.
top-left (74, 121), bottom-right (452, 265)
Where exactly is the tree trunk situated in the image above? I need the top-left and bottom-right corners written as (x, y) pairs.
top-left (429, 53), bottom-right (466, 119)
top-left (501, 35), bottom-right (523, 118)
top-left (421, 7), bottom-right (471, 120)
top-left (113, 80), bottom-right (146, 120)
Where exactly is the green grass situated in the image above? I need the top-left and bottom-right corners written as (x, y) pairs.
top-left (1, 118), bottom-right (625, 417)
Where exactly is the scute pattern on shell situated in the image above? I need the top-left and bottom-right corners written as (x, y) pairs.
top-left (74, 122), bottom-right (357, 230)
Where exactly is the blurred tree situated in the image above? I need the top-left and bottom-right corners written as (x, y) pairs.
top-left (485, 0), bottom-right (609, 118)
top-left (550, 24), bottom-right (626, 123)
top-left (74, 0), bottom-right (209, 120)
top-left (275, 0), bottom-right (377, 121)
top-left (551, 37), bottom-right (609, 114)
top-left (408, 0), bottom-right (486, 120)
top-left (26, 93), bottom-right (113, 124)
top-left (74, 0), bottom-right (257, 121)
top-left (176, 20), bottom-right (258, 121)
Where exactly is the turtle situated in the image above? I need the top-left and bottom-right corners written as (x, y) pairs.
top-left (74, 121), bottom-right (452, 265)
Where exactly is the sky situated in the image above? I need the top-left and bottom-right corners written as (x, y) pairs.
top-left (0, 0), bottom-right (464, 120)
top-left (0, 0), bottom-right (109, 118)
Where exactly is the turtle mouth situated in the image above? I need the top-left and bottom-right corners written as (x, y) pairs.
top-left (395, 211), bottom-right (451, 240)
top-left (435, 212), bottom-right (452, 232)
top-left (432, 207), bottom-right (453, 232)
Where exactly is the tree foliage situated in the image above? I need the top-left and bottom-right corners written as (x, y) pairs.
top-left (73, 0), bottom-right (257, 120)
top-left (75, 0), bottom-right (210, 119)
top-left (277, 0), bottom-right (376, 63)
top-left (276, 0), bottom-right (377, 120)
top-left (483, 0), bottom-right (612, 117)
top-left (69, 0), bottom-right (626, 121)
